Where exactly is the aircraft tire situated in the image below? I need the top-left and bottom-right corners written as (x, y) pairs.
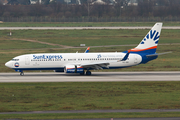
top-left (20, 72), bottom-right (24, 76)
top-left (86, 71), bottom-right (91, 75)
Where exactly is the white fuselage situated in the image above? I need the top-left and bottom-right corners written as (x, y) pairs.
top-left (5, 52), bottom-right (142, 71)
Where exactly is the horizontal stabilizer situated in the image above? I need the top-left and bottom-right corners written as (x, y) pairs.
top-left (146, 51), bottom-right (172, 57)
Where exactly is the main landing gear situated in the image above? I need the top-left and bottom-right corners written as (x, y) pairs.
top-left (79, 70), bottom-right (91, 75)
top-left (86, 70), bottom-right (91, 75)
top-left (20, 72), bottom-right (24, 76)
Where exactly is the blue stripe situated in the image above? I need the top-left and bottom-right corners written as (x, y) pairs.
top-left (13, 66), bottom-right (134, 72)
top-left (13, 67), bottom-right (64, 71)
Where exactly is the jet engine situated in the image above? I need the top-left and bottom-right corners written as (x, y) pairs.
top-left (64, 65), bottom-right (84, 74)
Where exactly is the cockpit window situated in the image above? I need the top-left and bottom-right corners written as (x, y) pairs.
top-left (12, 59), bottom-right (19, 61)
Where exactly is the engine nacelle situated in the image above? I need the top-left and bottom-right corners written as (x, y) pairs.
top-left (64, 65), bottom-right (84, 73)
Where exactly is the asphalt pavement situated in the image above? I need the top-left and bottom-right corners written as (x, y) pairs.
top-left (0, 71), bottom-right (180, 82)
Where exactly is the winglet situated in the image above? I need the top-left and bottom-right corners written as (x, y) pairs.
top-left (121, 50), bottom-right (130, 61)
top-left (85, 47), bottom-right (90, 53)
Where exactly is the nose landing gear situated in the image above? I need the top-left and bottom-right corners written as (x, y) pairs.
top-left (20, 72), bottom-right (24, 76)
top-left (15, 70), bottom-right (24, 76)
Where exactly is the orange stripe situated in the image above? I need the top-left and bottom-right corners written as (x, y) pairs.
top-left (129, 46), bottom-right (157, 52)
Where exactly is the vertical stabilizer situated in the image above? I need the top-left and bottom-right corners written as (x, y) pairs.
top-left (130, 23), bottom-right (163, 54)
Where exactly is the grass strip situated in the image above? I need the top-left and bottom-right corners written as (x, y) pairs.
top-left (0, 112), bottom-right (180, 119)
top-left (1, 29), bottom-right (179, 47)
top-left (0, 82), bottom-right (180, 112)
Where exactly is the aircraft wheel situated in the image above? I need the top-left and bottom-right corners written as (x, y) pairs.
top-left (86, 71), bottom-right (91, 75)
top-left (20, 72), bottom-right (24, 76)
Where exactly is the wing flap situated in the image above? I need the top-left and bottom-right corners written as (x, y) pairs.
top-left (80, 62), bottom-right (110, 70)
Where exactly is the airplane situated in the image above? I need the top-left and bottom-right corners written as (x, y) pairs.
top-left (5, 23), bottom-right (169, 76)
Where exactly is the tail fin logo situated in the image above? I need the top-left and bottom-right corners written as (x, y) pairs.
top-left (141, 30), bottom-right (160, 45)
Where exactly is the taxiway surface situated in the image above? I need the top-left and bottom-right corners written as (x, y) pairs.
top-left (0, 71), bottom-right (180, 82)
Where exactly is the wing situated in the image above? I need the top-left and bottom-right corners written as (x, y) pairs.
top-left (80, 62), bottom-right (110, 70)
top-left (76, 52), bottom-right (130, 70)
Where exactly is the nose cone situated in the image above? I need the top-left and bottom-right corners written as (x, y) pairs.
top-left (5, 61), bottom-right (12, 68)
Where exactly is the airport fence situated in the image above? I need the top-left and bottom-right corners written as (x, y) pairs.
top-left (0, 16), bottom-right (180, 22)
